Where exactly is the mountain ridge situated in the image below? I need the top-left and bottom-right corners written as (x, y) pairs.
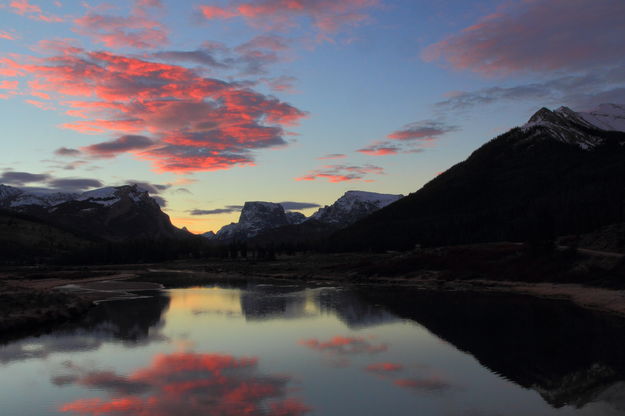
top-left (330, 104), bottom-right (625, 251)
top-left (0, 184), bottom-right (179, 241)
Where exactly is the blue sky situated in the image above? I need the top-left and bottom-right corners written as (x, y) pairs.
top-left (1, 0), bottom-right (623, 232)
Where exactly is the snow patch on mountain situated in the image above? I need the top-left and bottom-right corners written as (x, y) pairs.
top-left (578, 103), bottom-right (625, 133)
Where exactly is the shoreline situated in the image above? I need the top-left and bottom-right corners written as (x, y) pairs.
top-left (1, 247), bottom-right (624, 340)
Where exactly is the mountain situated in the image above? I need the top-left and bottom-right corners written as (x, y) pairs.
top-left (330, 104), bottom-right (625, 251)
top-left (246, 191), bottom-right (404, 247)
top-left (211, 191), bottom-right (404, 244)
top-left (0, 184), bottom-right (179, 241)
top-left (215, 202), bottom-right (295, 241)
top-left (310, 190), bottom-right (403, 226)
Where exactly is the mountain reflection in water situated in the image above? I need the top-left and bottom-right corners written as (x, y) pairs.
top-left (0, 281), bottom-right (624, 416)
top-left (362, 288), bottom-right (625, 411)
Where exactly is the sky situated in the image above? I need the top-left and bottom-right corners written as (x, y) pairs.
top-left (1, 0), bottom-right (624, 233)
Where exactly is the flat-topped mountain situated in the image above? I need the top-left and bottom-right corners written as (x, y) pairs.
top-left (216, 202), bottom-right (296, 241)
top-left (331, 104), bottom-right (625, 251)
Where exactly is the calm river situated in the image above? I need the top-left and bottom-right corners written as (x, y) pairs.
top-left (1, 281), bottom-right (624, 415)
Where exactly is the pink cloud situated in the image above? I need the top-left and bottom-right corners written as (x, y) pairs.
top-left (25, 99), bottom-right (55, 110)
top-left (0, 80), bottom-right (18, 89)
top-left (0, 31), bottom-right (16, 40)
top-left (198, 0), bottom-right (379, 34)
top-left (57, 352), bottom-right (310, 416)
top-left (9, 0), bottom-right (41, 15)
top-left (422, 0), bottom-right (625, 75)
top-left (8, 0), bottom-right (63, 22)
top-left (261, 76), bottom-right (298, 92)
top-left (74, 13), bottom-right (168, 49)
top-left (10, 45), bottom-right (305, 172)
top-left (296, 164), bottom-right (384, 183)
top-left (357, 141), bottom-right (400, 156)
top-left (200, 5), bottom-right (239, 19)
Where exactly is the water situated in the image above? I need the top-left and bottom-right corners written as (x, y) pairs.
top-left (1, 281), bottom-right (624, 416)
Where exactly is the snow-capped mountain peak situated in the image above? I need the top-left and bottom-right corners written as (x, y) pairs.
top-left (522, 104), bottom-right (625, 149)
top-left (0, 184), bottom-right (156, 210)
top-left (76, 184), bottom-right (151, 207)
top-left (311, 190), bottom-right (403, 226)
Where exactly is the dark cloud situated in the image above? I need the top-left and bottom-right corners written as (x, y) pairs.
top-left (152, 35), bottom-right (289, 76)
top-left (387, 120), bottom-right (457, 141)
top-left (125, 181), bottom-right (170, 194)
top-left (317, 153), bottom-right (346, 160)
top-left (172, 188), bottom-right (192, 194)
top-left (47, 178), bottom-right (103, 191)
top-left (152, 49), bottom-right (227, 68)
top-left (436, 70), bottom-right (625, 111)
top-left (279, 201), bottom-right (320, 210)
top-left (83, 135), bottom-right (156, 158)
top-left (190, 205), bottom-right (243, 215)
top-left (1, 171), bottom-right (50, 185)
top-left (54, 147), bottom-right (82, 157)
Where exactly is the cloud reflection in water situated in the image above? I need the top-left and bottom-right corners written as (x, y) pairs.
top-left (56, 352), bottom-right (310, 416)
